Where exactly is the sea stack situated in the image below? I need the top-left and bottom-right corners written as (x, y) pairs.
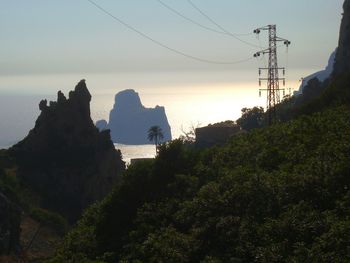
top-left (98, 89), bottom-right (172, 145)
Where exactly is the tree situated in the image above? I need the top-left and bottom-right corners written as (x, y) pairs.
top-left (179, 122), bottom-right (201, 143)
top-left (148, 126), bottom-right (164, 153)
top-left (236, 107), bottom-right (264, 131)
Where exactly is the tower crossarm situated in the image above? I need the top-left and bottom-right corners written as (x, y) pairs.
top-left (253, 24), bottom-right (291, 125)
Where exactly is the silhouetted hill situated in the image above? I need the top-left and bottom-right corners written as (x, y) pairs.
top-left (10, 80), bottom-right (125, 222)
top-left (97, 89), bottom-right (172, 144)
top-left (51, 104), bottom-right (350, 262)
top-left (195, 121), bottom-right (243, 148)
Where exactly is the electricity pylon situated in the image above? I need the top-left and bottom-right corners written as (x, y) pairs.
top-left (253, 25), bottom-right (291, 125)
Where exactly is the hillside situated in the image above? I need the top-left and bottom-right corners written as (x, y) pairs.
top-left (0, 80), bottom-right (126, 261)
top-left (2, 1), bottom-right (350, 261)
top-left (48, 4), bottom-right (350, 259)
top-left (50, 95), bottom-right (350, 262)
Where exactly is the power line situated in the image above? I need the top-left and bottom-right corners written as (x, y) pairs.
top-left (86, 0), bottom-right (254, 65)
top-left (156, 0), bottom-right (251, 37)
top-left (187, 0), bottom-right (260, 49)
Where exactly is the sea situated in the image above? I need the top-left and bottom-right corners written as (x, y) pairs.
top-left (0, 71), bottom-right (301, 162)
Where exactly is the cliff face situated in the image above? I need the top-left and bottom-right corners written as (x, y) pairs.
top-left (11, 80), bottom-right (125, 221)
top-left (333, 0), bottom-right (350, 76)
top-left (296, 50), bottom-right (336, 95)
top-left (100, 89), bottom-right (172, 145)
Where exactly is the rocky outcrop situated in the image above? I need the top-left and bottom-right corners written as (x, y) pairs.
top-left (333, 0), bottom-right (350, 76)
top-left (10, 80), bottom-right (125, 222)
top-left (98, 89), bottom-right (172, 145)
top-left (296, 50), bottom-right (336, 95)
top-left (0, 192), bottom-right (21, 255)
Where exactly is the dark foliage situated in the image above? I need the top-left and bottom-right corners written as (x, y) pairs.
top-left (236, 107), bottom-right (264, 131)
top-left (52, 103), bottom-right (350, 262)
top-left (0, 152), bottom-right (21, 255)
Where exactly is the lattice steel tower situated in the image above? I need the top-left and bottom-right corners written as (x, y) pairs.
top-left (253, 25), bottom-right (291, 124)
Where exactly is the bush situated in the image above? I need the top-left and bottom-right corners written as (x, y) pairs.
top-left (31, 207), bottom-right (68, 235)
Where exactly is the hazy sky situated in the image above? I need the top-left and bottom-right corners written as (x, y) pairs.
top-left (0, 0), bottom-right (343, 75)
top-left (0, 0), bottom-right (346, 146)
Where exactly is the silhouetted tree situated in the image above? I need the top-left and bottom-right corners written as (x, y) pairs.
top-left (236, 107), bottom-right (264, 131)
top-left (148, 126), bottom-right (164, 153)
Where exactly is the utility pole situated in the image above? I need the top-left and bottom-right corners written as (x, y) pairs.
top-left (253, 25), bottom-right (291, 125)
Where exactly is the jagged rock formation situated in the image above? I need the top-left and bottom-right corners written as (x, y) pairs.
top-left (98, 89), bottom-right (172, 145)
top-left (0, 191), bottom-right (20, 255)
top-left (333, 0), bottom-right (350, 76)
top-left (296, 50), bottom-right (336, 95)
top-left (10, 80), bottom-right (125, 222)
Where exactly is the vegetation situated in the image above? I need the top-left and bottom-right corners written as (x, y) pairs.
top-left (148, 125), bottom-right (164, 153)
top-left (30, 208), bottom-right (68, 235)
top-left (51, 92), bottom-right (350, 262)
top-left (236, 106), bottom-right (265, 131)
top-left (270, 72), bottom-right (350, 124)
top-left (3, 65), bottom-right (350, 262)
top-left (0, 150), bottom-right (68, 260)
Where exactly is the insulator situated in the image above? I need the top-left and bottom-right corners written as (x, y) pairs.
top-left (284, 40), bottom-right (291, 47)
top-left (283, 79), bottom-right (286, 86)
top-left (259, 69), bottom-right (261, 75)
top-left (283, 69), bottom-right (285, 75)
top-left (259, 80), bottom-right (261, 86)
top-left (259, 91), bottom-right (261, 97)
top-left (283, 90), bottom-right (285, 96)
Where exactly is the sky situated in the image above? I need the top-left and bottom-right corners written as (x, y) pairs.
top-left (0, 0), bottom-right (345, 146)
top-left (0, 0), bottom-right (343, 77)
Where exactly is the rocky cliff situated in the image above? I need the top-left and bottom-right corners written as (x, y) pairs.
top-left (333, 0), bottom-right (350, 76)
top-left (10, 80), bottom-right (125, 221)
top-left (98, 89), bottom-right (172, 144)
top-left (296, 50), bottom-right (336, 95)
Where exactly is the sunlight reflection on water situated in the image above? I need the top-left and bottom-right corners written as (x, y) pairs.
top-left (115, 143), bottom-right (156, 165)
